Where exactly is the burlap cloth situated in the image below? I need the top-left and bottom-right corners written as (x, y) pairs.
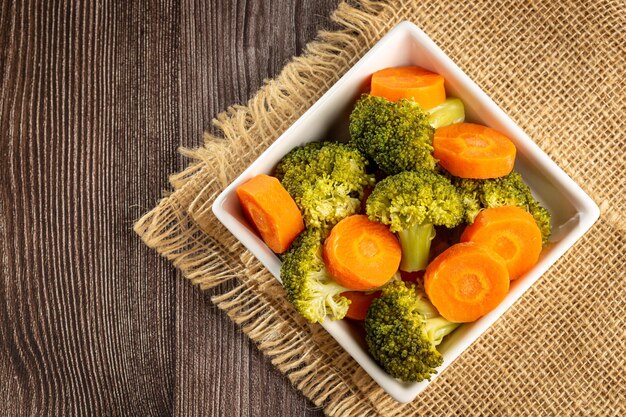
top-left (134, 1), bottom-right (625, 415)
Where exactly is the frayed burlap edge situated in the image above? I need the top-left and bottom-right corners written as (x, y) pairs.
top-left (135, 0), bottom-right (626, 415)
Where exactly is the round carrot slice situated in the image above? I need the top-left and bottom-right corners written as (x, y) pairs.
top-left (370, 66), bottom-right (446, 109)
top-left (236, 174), bottom-right (304, 253)
top-left (342, 290), bottom-right (381, 321)
top-left (433, 123), bottom-right (516, 179)
top-left (424, 242), bottom-right (509, 322)
top-left (460, 206), bottom-right (542, 280)
top-left (323, 215), bottom-right (401, 290)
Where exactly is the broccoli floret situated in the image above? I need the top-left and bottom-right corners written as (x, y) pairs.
top-left (453, 171), bottom-right (552, 243)
top-left (453, 176), bottom-right (483, 224)
top-left (366, 170), bottom-right (464, 272)
top-left (365, 280), bottom-right (459, 382)
top-left (349, 95), bottom-right (436, 175)
top-left (297, 178), bottom-right (362, 231)
top-left (280, 229), bottom-right (351, 323)
top-left (528, 199), bottom-right (552, 244)
top-left (274, 141), bottom-right (374, 232)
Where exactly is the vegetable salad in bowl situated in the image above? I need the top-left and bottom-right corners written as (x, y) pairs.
top-left (235, 66), bottom-right (551, 383)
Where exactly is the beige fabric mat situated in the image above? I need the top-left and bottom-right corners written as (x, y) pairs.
top-left (134, 1), bottom-right (626, 415)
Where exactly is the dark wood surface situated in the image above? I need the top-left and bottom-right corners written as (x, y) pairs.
top-left (0, 1), bottom-right (340, 415)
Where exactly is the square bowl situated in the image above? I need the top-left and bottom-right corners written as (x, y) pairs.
top-left (211, 21), bottom-right (599, 403)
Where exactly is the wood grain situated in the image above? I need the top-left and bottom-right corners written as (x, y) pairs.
top-left (0, 1), bottom-right (339, 415)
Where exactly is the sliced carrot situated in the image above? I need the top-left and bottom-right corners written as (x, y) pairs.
top-left (370, 66), bottom-right (446, 109)
top-left (433, 123), bottom-right (516, 179)
top-left (323, 215), bottom-right (401, 290)
top-left (236, 174), bottom-right (304, 253)
top-left (460, 206), bottom-right (542, 280)
top-left (342, 291), bottom-right (381, 321)
top-left (424, 242), bottom-right (510, 322)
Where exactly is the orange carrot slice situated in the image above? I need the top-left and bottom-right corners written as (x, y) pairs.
top-left (236, 174), bottom-right (304, 253)
top-left (424, 242), bottom-right (509, 322)
top-left (323, 215), bottom-right (401, 290)
top-left (460, 206), bottom-right (542, 280)
top-left (433, 123), bottom-right (516, 179)
top-left (370, 66), bottom-right (446, 109)
top-left (342, 291), bottom-right (381, 321)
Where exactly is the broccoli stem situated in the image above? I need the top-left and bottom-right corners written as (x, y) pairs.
top-left (424, 317), bottom-right (461, 346)
top-left (415, 293), bottom-right (440, 319)
top-left (397, 223), bottom-right (436, 272)
top-left (427, 98), bottom-right (465, 129)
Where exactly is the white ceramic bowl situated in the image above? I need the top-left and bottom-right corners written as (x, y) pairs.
top-left (212, 21), bottom-right (600, 403)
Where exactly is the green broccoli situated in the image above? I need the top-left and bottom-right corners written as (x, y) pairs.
top-left (453, 171), bottom-right (552, 243)
top-left (365, 280), bottom-right (459, 382)
top-left (274, 141), bottom-right (374, 232)
top-left (349, 95), bottom-right (465, 175)
top-left (366, 170), bottom-right (464, 272)
top-left (349, 95), bottom-right (435, 174)
top-left (280, 228), bottom-right (351, 323)
top-left (528, 199), bottom-right (552, 243)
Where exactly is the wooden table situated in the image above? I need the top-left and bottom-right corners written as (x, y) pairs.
top-left (0, 1), bottom-right (340, 415)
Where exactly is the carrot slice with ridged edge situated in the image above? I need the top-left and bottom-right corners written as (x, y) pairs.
top-left (460, 206), bottom-right (542, 280)
top-left (342, 290), bottom-right (382, 321)
top-left (424, 242), bottom-right (509, 322)
top-left (323, 215), bottom-right (401, 290)
top-left (370, 66), bottom-right (446, 109)
top-left (236, 174), bottom-right (304, 254)
top-left (433, 123), bottom-right (516, 179)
